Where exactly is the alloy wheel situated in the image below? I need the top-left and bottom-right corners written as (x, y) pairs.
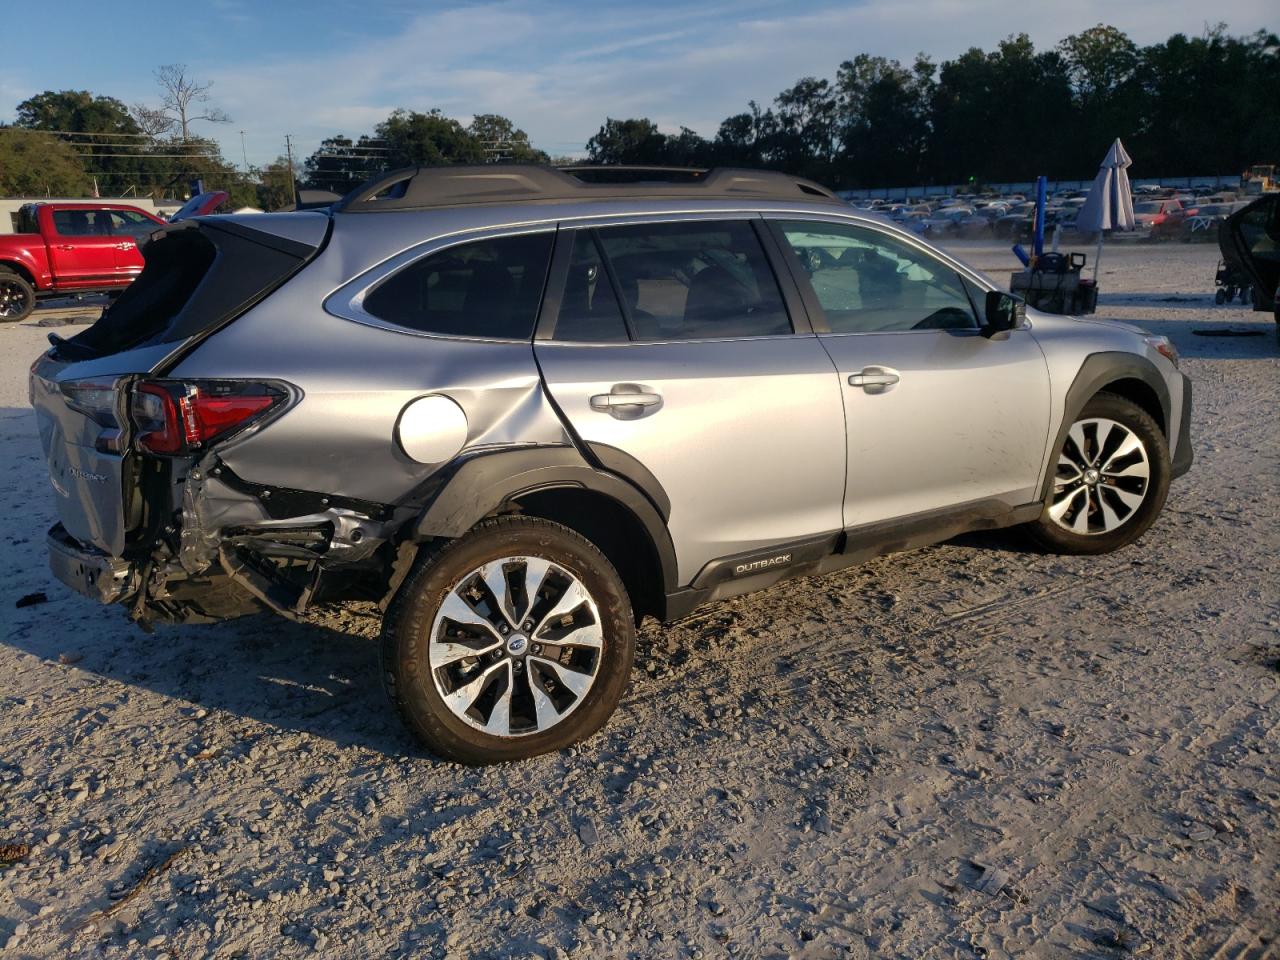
top-left (1048, 417), bottom-right (1150, 535)
top-left (429, 556), bottom-right (603, 737)
top-left (0, 279), bottom-right (33, 320)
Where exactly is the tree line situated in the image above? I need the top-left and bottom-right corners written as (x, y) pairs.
top-left (578, 23), bottom-right (1279, 188)
top-left (301, 23), bottom-right (1279, 192)
top-left (2, 23), bottom-right (1277, 206)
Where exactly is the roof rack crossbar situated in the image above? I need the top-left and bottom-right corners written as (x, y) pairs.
top-left (332, 164), bottom-right (842, 213)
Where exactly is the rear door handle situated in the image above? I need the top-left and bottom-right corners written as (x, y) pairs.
top-left (848, 367), bottom-right (901, 389)
top-left (589, 384), bottom-right (662, 419)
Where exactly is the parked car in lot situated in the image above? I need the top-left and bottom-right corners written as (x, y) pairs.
top-left (30, 165), bottom-right (1193, 763)
top-left (0, 202), bottom-right (166, 321)
top-left (1133, 198), bottom-right (1186, 239)
top-left (919, 206), bottom-right (977, 236)
top-left (1220, 192), bottom-right (1280, 333)
top-left (993, 202), bottom-right (1036, 239)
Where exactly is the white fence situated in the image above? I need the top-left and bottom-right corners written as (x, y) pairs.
top-left (837, 174), bottom-right (1243, 201)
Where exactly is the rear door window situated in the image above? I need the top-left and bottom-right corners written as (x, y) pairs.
top-left (550, 232), bottom-right (629, 343)
top-left (590, 220), bottom-right (791, 340)
top-left (362, 232), bottom-right (554, 339)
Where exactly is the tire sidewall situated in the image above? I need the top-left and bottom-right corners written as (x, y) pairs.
top-left (1033, 392), bottom-right (1171, 554)
top-left (383, 519), bottom-right (635, 764)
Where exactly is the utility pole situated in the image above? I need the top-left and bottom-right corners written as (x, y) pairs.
top-left (284, 134), bottom-right (298, 208)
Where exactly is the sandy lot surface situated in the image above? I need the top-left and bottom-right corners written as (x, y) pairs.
top-left (2, 242), bottom-right (1277, 959)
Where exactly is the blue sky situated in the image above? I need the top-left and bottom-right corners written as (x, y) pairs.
top-left (2, 0), bottom-right (1273, 168)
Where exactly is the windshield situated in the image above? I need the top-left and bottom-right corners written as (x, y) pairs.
top-left (1134, 202), bottom-right (1162, 214)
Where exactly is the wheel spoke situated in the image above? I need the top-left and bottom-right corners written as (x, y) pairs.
top-left (1104, 459), bottom-right (1149, 480)
top-left (480, 663), bottom-right (514, 736)
top-left (530, 656), bottom-right (595, 697)
top-left (517, 557), bottom-right (553, 624)
top-left (1092, 419), bottom-right (1114, 463)
top-left (1101, 431), bottom-right (1143, 471)
top-left (1057, 453), bottom-right (1083, 482)
top-left (540, 621), bottom-right (603, 649)
top-left (1105, 485), bottom-right (1146, 510)
top-left (534, 578), bottom-right (592, 634)
top-left (438, 592), bottom-right (503, 642)
top-left (480, 561), bottom-right (517, 627)
top-left (529, 674), bottom-right (561, 731)
top-left (442, 660), bottom-right (507, 717)
top-left (1097, 489), bottom-right (1123, 530)
top-left (1067, 423), bottom-right (1090, 465)
top-left (1048, 484), bottom-right (1086, 522)
top-left (430, 636), bottom-right (501, 669)
top-left (1071, 491), bottom-right (1092, 533)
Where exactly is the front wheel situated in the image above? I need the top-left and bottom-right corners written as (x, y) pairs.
top-left (381, 516), bottom-right (635, 764)
top-left (1028, 393), bottom-right (1171, 555)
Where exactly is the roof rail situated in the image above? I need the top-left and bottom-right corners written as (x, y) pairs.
top-left (332, 164), bottom-right (843, 213)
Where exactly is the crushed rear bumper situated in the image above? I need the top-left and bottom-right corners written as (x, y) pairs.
top-left (47, 523), bottom-right (139, 605)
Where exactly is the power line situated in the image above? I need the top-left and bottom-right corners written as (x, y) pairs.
top-left (30, 129), bottom-right (169, 139)
top-left (64, 152), bottom-right (222, 160)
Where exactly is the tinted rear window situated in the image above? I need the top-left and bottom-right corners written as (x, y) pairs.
top-left (363, 233), bottom-right (554, 339)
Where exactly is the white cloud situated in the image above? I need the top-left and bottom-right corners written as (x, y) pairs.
top-left (179, 0), bottom-right (1277, 165)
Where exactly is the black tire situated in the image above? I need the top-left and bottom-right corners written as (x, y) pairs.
top-left (0, 268), bottom-right (35, 323)
top-left (380, 516), bottom-right (635, 765)
top-left (1214, 288), bottom-right (1227, 305)
top-left (1028, 392), bottom-right (1171, 555)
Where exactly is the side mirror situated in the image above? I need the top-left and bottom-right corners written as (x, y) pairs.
top-left (982, 290), bottom-right (1025, 339)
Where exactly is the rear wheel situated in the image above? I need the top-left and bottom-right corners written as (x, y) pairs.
top-left (0, 269), bottom-right (35, 322)
top-left (381, 517), bottom-right (635, 764)
top-left (1029, 393), bottom-right (1170, 555)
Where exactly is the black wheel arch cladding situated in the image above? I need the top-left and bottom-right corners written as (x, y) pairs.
top-left (407, 444), bottom-right (678, 594)
top-left (1041, 351), bottom-right (1181, 502)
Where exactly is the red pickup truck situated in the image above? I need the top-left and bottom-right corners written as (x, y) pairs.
top-left (0, 202), bottom-right (167, 322)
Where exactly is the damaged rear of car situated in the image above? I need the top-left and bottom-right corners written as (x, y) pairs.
top-left (30, 213), bottom-right (335, 626)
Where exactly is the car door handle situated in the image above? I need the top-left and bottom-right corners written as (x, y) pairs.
top-left (589, 385), bottom-right (662, 419)
top-left (848, 368), bottom-right (901, 389)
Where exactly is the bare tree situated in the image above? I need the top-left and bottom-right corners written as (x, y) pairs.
top-left (130, 102), bottom-right (176, 138)
top-left (153, 64), bottom-right (230, 140)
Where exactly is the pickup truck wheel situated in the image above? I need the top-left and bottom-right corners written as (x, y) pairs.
top-left (0, 269), bottom-right (35, 322)
top-left (1028, 392), bottom-right (1170, 555)
top-left (381, 516), bottom-right (635, 765)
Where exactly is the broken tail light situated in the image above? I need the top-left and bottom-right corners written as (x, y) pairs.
top-left (132, 380), bottom-right (288, 455)
top-left (59, 376), bottom-right (125, 427)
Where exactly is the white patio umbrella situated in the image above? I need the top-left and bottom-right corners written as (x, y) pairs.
top-left (1075, 138), bottom-right (1136, 281)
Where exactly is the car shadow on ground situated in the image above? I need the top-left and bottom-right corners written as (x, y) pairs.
top-left (4, 596), bottom-right (423, 757)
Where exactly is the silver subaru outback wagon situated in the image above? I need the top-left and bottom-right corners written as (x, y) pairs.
top-left (30, 166), bottom-right (1192, 764)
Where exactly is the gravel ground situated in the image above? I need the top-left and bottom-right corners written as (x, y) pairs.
top-left (1, 241), bottom-right (1277, 959)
